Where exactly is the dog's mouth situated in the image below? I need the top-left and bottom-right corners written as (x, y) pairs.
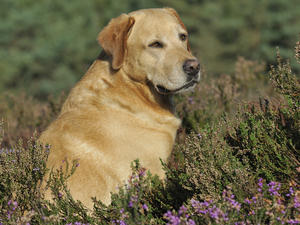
top-left (155, 80), bottom-right (198, 95)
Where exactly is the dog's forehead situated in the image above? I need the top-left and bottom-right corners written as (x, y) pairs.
top-left (129, 9), bottom-right (186, 34)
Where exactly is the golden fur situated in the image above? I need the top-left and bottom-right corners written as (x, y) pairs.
top-left (40, 8), bottom-right (200, 209)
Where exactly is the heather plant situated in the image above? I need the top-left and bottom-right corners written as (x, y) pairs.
top-left (0, 43), bottom-right (299, 224)
top-left (165, 178), bottom-right (299, 225)
top-left (165, 130), bottom-right (256, 205)
top-left (225, 52), bottom-right (299, 185)
top-left (175, 56), bottom-right (273, 141)
top-left (0, 134), bottom-right (49, 224)
top-left (0, 92), bottom-right (65, 148)
top-left (92, 160), bottom-right (162, 224)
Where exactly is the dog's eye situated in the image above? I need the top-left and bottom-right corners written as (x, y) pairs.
top-left (179, 33), bottom-right (187, 41)
top-left (148, 41), bottom-right (164, 48)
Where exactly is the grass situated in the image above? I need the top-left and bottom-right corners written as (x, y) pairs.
top-left (0, 43), bottom-right (299, 224)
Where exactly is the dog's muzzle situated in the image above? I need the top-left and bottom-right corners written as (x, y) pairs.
top-left (155, 59), bottom-right (200, 95)
top-left (155, 79), bottom-right (199, 95)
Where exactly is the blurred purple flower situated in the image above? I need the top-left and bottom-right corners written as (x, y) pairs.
top-left (188, 219), bottom-right (196, 225)
top-left (286, 187), bottom-right (294, 197)
top-left (164, 210), bottom-right (180, 225)
top-left (268, 181), bottom-right (281, 196)
top-left (294, 196), bottom-right (300, 208)
top-left (258, 178), bottom-right (263, 192)
top-left (251, 196), bottom-right (257, 204)
top-left (142, 203), bottom-right (148, 211)
top-left (244, 198), bottom-right (251, 204)
top-left (128, 195), bottom-right (138, 208)
top-left (188, 97), bottom-right (195, 105)
top-left (223, 189), bottom-right (241, 211)
top-left (179, 205), bottom-right (187, 215)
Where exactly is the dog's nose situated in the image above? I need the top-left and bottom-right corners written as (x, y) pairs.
top-left (183, 59), bottom-right (200, 77)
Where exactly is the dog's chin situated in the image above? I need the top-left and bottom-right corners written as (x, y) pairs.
top-left (155, 80), bottom-right (198, 95)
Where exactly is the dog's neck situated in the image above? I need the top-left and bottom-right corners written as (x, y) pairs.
top-left (118, 67), bottom-right (176, 115)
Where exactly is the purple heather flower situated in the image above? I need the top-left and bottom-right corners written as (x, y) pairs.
top-left (244, 198), bottom-right (252, 204)
top-left (33, 168), bottom-right (40, 171)
top-left (287, 220), bottom-right (300, 224)
top-left (251, 196), bottom-right (257, 204)
top-left (164, 211), bottom-right (180, 225)
top-left (190, 198), bottom-right (213, 215)
top-left (223, 190), bottom-right (241, 211)
top-left (294, 197), bottom-right (300, 208)
top-left (128, 201), bottom-right (133, 208)
top-left (267, 181), bottom-right (281, 196)
top-left (208, 205), bottom-right (227, 221)
top-left (188, 97), bottom-right (195, 105)
top-left (119, 208), bottom-right (128, 220)
top-left (286, 187), bottom-right (294, 197)
top-left (179, 205), bottom-right (187, 215)
top-left (142, 203), bottom-right (148, 211)
top-left (115, 220), bottom-right (127, 225)
top-left (74, 222), bottom-right (82, 225)
top-left (138, 168), bottom-right (146, 177)
top-left (188, 219), bottom-right (196, 225)
top-left (128, 195), bottom-right (138, 208)
top-left (248, 210), bottom-right (255, 215)
top-left (258, 178), bottom-right (263, 192)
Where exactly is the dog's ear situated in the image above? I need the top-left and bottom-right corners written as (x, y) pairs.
top-left (165, 8), bottom-right (191, 52)
top-left (98, 14), bottom-right (135, 70)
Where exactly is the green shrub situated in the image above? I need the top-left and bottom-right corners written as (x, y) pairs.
top-left (0, 135), bottom-right (49, 224)
top-left (0, 43), bottom-right (299, 224)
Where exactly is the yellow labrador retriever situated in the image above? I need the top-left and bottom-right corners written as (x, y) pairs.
top-left (40, 8), bottom-right (200, 208)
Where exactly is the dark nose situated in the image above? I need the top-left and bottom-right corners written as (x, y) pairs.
top-left (183, 59), bottom-right (200, 77)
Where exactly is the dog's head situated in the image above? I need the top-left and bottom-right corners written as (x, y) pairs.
top-left (98, 8), bottom-right (200, 94)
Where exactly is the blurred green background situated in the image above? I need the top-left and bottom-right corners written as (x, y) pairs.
top-left (1, 0), bottom-right (299, 100)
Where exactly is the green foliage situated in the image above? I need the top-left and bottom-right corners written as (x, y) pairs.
top-left (1, 0), bottom-right (300, 99)
top-left (0, 136), bottom-right (49, 224)
top-left (175, 56), bottom-right (270, 137)
top-left (225, 100), bottom-right (299, 183)
top-left (0, 43), bottom-right (299, 223)
top-left (0, 0), bottom-right (160, 99)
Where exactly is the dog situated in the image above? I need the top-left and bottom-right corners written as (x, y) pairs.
top-left (39, 8), bottom-right (200, 209)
